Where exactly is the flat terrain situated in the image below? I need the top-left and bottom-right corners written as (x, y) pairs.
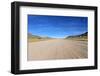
top-left (28, 39), bottom-right (88, 61)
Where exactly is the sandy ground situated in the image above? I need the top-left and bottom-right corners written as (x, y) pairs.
top-left (27, 39), bottom-right (88, 61)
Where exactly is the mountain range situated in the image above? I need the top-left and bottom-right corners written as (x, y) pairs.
top-left (66, 32), bottom-right (87, 38)
top-left (28, 33), bottom-right (52, 39)
top-left (28, 32), bottom-right (88, 39)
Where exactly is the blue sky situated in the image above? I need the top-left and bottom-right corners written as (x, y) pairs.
top-left (28, 15), bottom-right (88, 38)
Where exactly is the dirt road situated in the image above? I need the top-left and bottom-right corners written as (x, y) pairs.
top-left (28, 39), bottom-right (87, 60)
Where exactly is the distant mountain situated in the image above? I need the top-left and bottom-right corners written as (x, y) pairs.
top-left (28, 33), bottom-right (52, 39)
top-left (78, 32), bottom-right (87, 36)
top-left (66, 32), bottom-right (88, 38)
top-left (28, 33), bottom-right (42, 39)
